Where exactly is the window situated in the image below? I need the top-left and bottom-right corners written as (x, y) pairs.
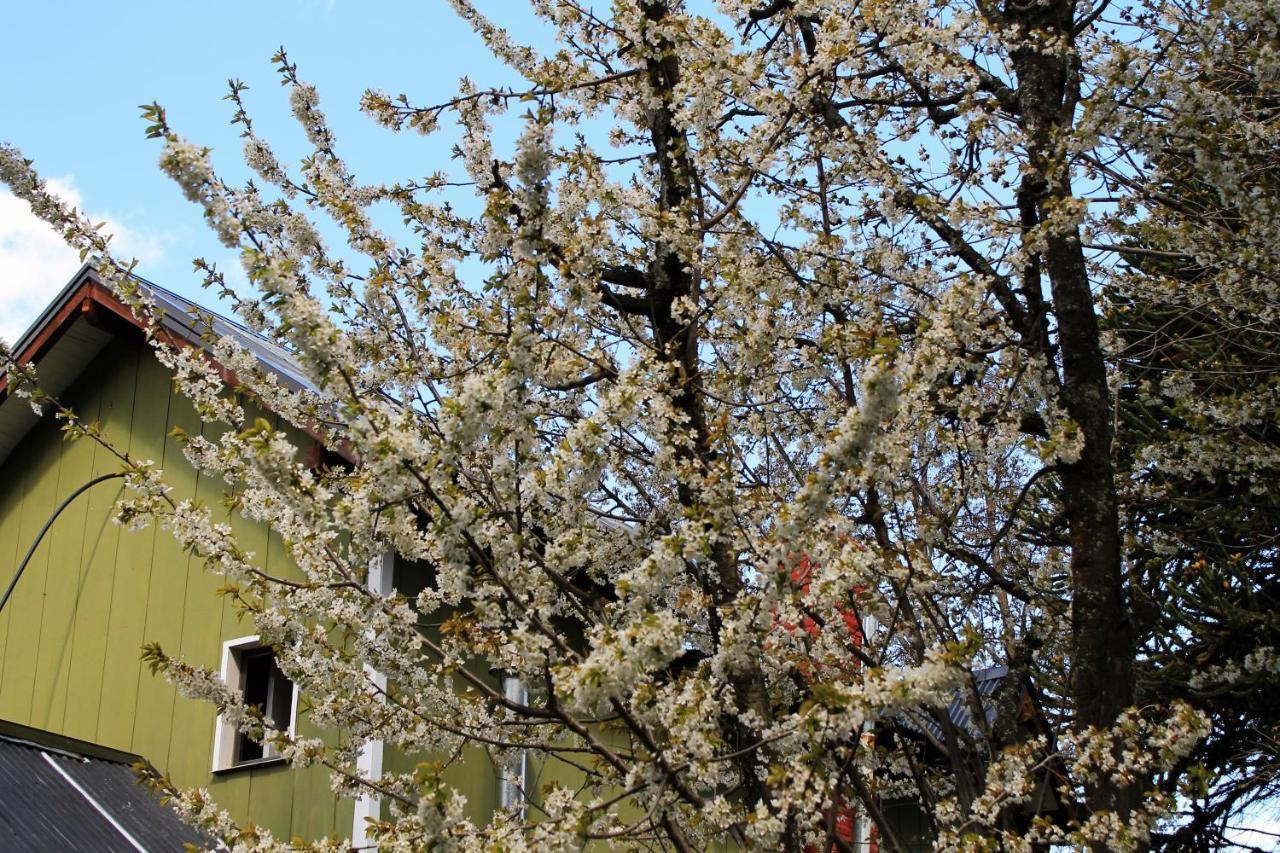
top-left (212, 636), bottom-right (297, 772)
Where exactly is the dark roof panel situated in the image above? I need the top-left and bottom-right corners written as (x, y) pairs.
top-left (896, 665), bottom-right (1009, 745)
top-left (0, 721), bottom-right (208, 852)
top-left (137, 273), bottom-right (318, 395)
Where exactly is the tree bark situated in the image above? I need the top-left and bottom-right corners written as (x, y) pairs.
top-left (1004, 0), bottom-right (1137, 828)
top-left (627, 0), bottom-right (777, 831)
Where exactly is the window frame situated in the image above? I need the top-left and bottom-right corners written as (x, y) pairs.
top-left (211, 634), bottom-right (299, 773)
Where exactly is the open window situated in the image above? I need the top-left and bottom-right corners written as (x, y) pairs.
top-left (212, 635), bottom-right (297, 772)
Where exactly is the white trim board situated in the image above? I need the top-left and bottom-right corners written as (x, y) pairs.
top-left (211, 634), bottom-right (298, 773)
top-left (352, 550), bottom-right (395, 848)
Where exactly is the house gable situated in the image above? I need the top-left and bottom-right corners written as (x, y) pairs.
top-left (0, 279), bottom-right (353, 841)
top-left (0, 266), bottom-right (531, 844)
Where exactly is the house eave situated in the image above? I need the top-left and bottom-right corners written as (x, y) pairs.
top-left (0, 263), bottom-right (346, 469)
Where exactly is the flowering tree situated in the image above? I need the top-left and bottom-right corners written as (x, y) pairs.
top-left (1, 0), bottom-right (1274, 849)
top-left (1105, 4), bottom-right (1280, 846)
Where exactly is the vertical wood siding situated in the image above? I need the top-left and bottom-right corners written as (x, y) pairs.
top-left (0, 335), bottom-right (347, 841)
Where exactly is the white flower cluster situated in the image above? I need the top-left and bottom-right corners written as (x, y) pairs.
top-left (0, 0), bottom-right (1268, 846)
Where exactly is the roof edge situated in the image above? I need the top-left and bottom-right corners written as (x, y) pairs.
top-left (0, 263), bottom-right (353, 463)
top-left (0, 718), bottom-right (146, 767)
top-left (8, 262), bottom-right (104, 354)
top-left (0, 264), bottom-right (141, 399)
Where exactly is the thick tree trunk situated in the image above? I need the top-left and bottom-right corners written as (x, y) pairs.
top-left (1006, 0), bottom-right (1137, 829)
top-left (621, 0), bottom-right (777, 837)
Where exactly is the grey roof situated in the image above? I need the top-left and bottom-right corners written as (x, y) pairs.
top-left (0, 719), bottom-right (209, 852)
top-left (0, 262), bottom-right (320, 467)
top-left (129, 271), bottom-right (317, 396)
top-left (897, 665), bottom-right (1008, 746)
top-left (3, 262), bottom-right (316, 394)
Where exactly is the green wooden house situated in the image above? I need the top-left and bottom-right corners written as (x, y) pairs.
top-left (0, 264), bottom-right (513, 846)
top-left (0, 265), bottom-right (1015, 851)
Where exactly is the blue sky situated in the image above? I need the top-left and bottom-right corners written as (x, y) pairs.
top-left (0, 0), bottom-right (545, 341)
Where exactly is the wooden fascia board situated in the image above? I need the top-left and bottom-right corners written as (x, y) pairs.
top-left (0, 275), bottom-right (138, 397)
top-left (1, 273), bottom-right (354, 463)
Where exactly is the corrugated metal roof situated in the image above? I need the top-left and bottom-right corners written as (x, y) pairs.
top-left (134, 272), bottom-right (318, 396)
top-left (0, 719), bottom-right (208, 852)
top-left (897, 665), bottom-right (1008, 745)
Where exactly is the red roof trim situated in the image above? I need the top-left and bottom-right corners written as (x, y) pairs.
top-left (0, 276), bottom-right (140, 398)
top-left (1, 270), bottom-right (353, 463)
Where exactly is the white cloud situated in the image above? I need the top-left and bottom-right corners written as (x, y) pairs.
top-left (0, 175), bottom-right (165, 345)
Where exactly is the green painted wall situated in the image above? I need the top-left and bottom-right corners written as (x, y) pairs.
top-left (0, 330), bottom-right (603, 846)
top-left (0, 333), bottom-right (351, 842)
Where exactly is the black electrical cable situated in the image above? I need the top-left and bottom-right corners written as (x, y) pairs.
top-left (0, 472), bottom-right (126, 615)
